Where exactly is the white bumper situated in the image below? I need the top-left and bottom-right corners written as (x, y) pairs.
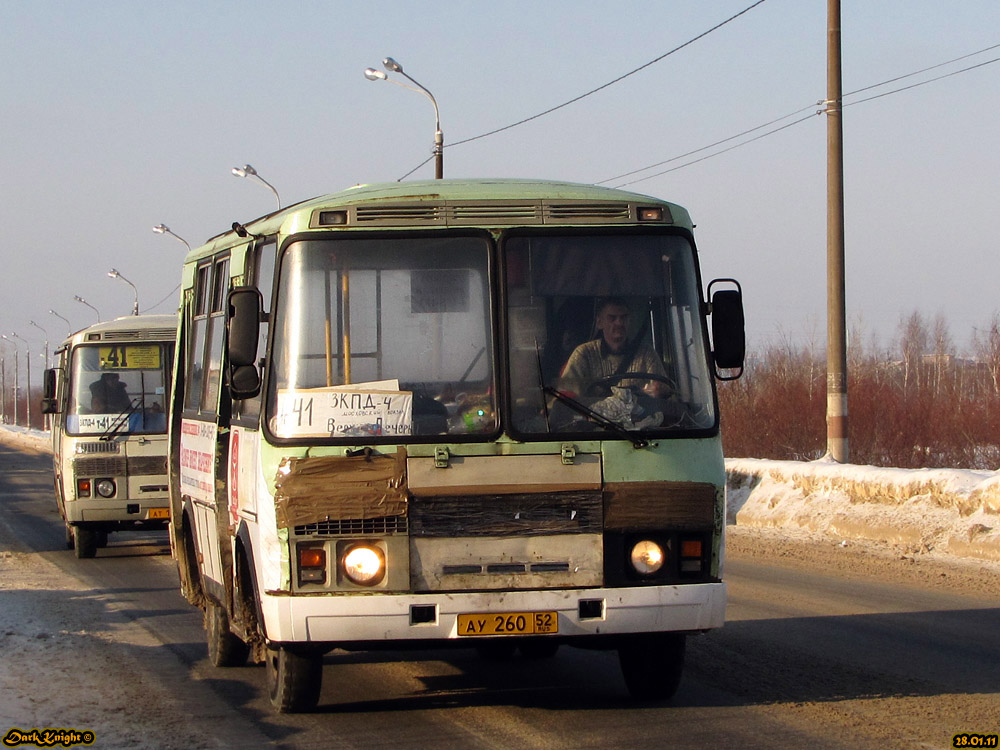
top-left (259, 582), bottom-right (726, 644)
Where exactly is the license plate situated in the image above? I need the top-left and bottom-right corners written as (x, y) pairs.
top-left (457, 611), bottom-right (558, 636)
top-left (148, 508), bottom-right (170, 519)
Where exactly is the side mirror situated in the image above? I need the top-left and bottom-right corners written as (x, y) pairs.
top-left (708, 279), bottom-right (745, 380)
top-left (41, 368), bottom-right (60, 414)
top-left (227, 287), bottom-right (263, 399)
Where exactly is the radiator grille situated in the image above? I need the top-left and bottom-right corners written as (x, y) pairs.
top-left (127, 455), bottom-right (168, 476)
top-left (294, 515), bottom-right (409, 537)
top-left (75, 441), bottom-right (120, 455)
top-left (74, 456), bottom-right (127, 477)
top-left (410, 491), bottom-right (602, 537)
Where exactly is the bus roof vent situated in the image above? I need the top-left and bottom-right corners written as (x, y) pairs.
top-left (102, 328), bottom-right (174, 341)
top-left (450, 203), bottom-right (542, 224)
top-left (355, 204), bottom-right (444, 224)
top-left (545, 203), bottom-right (635, 222)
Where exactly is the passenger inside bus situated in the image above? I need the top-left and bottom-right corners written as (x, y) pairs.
top-left (558, 297), bottom-right (669, 398)
top-left (90, 372), bottom-right (132, 413)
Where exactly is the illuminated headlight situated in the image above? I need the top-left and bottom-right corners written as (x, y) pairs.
top-left (341, 544), bottom-right (386, 586)
top-left (95, 479), bottom-right (116, 498)
top-left (629, 539), bottom-right (666, 576)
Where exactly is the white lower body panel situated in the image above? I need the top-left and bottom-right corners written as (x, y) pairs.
top-left (259, 582), bottom-right (726, 644)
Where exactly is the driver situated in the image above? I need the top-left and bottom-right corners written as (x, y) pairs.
top-left (558, 297), bottom-right (669, 398)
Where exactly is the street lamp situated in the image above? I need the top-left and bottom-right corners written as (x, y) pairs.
top-left (231, 164), bottom-right (281, 209)
top-left (365, 57), bottom-right (444, 179)
top-left (73, 295), bottom-right (101, 323)
top-left (107, 268), bottom-right (139, 316)
top-left (152, 224), bottom-right (192, 251)
top-left (8, 333), bottom-right (30, 428)
top-left (49, 309), bottom-right (72, 337)
top-left (0, 336), bottom-right (12, 425)
top-left (29, 321), bottom-right (49, 369)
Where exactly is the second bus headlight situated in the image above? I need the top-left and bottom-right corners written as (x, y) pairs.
top-left (341, 544), bottom-right (386, 586)
top-left (95, 479), bottom-right (116, 498)
top-left (629, 539), bottom-right (666, 576)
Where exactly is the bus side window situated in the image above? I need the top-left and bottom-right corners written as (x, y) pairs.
top-left (184, 265), bottom-right (211, 412)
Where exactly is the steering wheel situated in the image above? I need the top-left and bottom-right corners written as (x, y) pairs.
top-left (585, 372), bottom-right (678, 399)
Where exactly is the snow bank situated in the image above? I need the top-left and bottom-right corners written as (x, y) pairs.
top-left (0, 426), bottom-right (51, 454)
top-left (726, 457), bottom-right (1000, 563)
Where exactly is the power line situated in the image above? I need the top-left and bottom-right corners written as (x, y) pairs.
top-left (844, 54), bottom-right (1000, 108)
top-left (601, 42), bottom-right (1000, 188)
top-left (142, 283), bottom-right (181, 314)
top-left (395, 0), bottom-right (769, 180)
top-left (597, 105), bottom-right (817, 185)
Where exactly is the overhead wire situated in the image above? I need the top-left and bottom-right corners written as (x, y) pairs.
top-left (604, 42), bottom-right (1000, 188)
top-left (395, 0), bottom-right (770, 180)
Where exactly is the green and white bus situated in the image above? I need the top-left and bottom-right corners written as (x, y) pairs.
top-left (168, 178), bottom-right (745, 712)
top-left (42, 315), bottom-right (175, 558)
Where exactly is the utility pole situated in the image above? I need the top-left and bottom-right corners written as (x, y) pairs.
top-left (825, 0), bottom-right (848, 462)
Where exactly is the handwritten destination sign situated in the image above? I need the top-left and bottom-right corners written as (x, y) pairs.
top-left (274, 380), bottom-right (412, 439)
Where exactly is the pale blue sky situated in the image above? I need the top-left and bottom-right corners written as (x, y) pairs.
top-left (2, 0), bottom-right (998, 370)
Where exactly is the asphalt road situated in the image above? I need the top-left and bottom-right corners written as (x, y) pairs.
top-left (1, 440), bottom-right (997, 750)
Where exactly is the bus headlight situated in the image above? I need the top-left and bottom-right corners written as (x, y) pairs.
top-left (95, 479), bottom-right (116, 498)
top-left (341, 544), bottom-right (386, 586)
top-left (629, 539), bottom-right (665, 576)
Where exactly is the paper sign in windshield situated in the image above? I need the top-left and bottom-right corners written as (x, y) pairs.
top-left (274, 382), bottom-right (412, 438)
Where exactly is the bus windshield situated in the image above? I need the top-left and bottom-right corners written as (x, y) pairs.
top-left (505, 232), bottom-right (716, 437)
top-left (66, 343), bottom-right (169, 435)
top-left (267, 235), bottom-right (495, 440)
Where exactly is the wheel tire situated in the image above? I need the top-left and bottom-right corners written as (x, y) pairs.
top-left (64, 524), bottom-right (74, 550)
top-left (73, 527), bottom-right (97, 559)
top-left (618, 633), bottom-right (686, 702)
top-left (519, 640), bottom-right (560, 659)
top-left (206, 601), bottom-right (250, 668)
top-left (265, 646), bottom-right (322, 713)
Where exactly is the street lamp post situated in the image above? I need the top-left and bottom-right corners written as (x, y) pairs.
top-left (152, 224), bottom-right (192, 251)
top-left (29, 321), bottom-right (49, 369)
top-left (49, 309), bottom-right (72, 337)
top-left (8, 333), bottom-right (30, 428)
top-left (4, 341), bottom-right (16, 426)
top-left (365, 57), bottom-right (444, 179)
top-left (231, 164), bottom-right (282, 209)
top-left (74, 295), bottom-right (101, 323)
top-left (0, 338), bottom-right (10, 425)
top-left (107, 268), bottom-right (140, 316)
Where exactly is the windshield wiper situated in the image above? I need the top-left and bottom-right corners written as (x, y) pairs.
top-left (100, 398), bottom-right (141, 442)
top-left (542, 385), bottom-right (648, 449)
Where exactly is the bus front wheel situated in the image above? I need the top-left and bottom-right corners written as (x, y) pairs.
top-left (265, 645), bottom-right (322, 713)
top-left (73, 527), bottom-right (97, 559)
top-left (206, 600), bottom-right (250, 668)
top-left (618, 633), bottom-right (686, 702)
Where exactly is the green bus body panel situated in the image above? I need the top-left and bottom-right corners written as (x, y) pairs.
top-left (601, 438), bottom-right (725, 486)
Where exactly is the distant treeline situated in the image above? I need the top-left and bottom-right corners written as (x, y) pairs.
top-left (718, 311), bottom-right (1000, 469)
